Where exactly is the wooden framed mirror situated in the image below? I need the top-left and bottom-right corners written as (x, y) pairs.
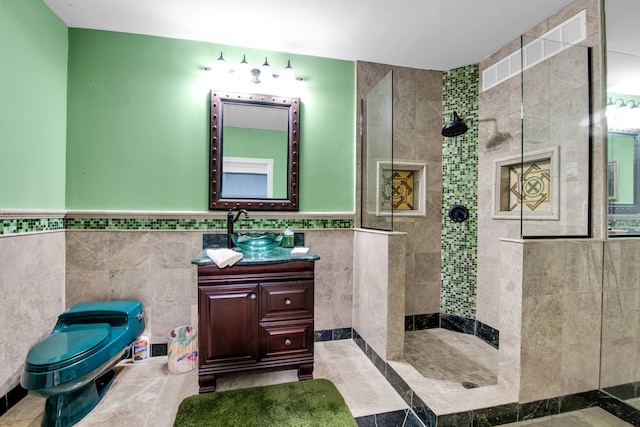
top-left (209, 91), bottom-right (300, 211)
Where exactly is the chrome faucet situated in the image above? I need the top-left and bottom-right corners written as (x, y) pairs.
top-left (227, 208), bottom-right (249, 248)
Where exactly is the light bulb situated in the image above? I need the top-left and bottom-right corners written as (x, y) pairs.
top-left (260, 57), bottom-right (273, 82)
top-left (280, 60), bottom-right (296, 81)
top-left (239, 54), bottom-right (251, 78)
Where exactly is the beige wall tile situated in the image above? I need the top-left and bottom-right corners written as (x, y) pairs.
top-left (0, 232), bottom-right (65, 397)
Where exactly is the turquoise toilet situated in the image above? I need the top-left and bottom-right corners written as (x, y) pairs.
top-left (21, 300), bottom-right (145, 427)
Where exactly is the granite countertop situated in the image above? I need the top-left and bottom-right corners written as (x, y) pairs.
top-left (191, 246), bottom-right (320, 266)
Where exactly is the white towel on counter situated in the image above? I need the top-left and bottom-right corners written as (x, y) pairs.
top-left (205, 248), bottom-right (243, 268)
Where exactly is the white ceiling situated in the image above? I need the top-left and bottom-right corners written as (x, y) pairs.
top-left (604, 0), bottom-right (640, 95)
top-left (43, 0), bottom-right (575, 71)
top-left (42, 0), bottom-right (640, 95)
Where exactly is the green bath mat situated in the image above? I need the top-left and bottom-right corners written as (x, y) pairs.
top-left (173, 378), bottom-right (357, 427)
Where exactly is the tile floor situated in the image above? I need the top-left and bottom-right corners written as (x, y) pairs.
top-left (0, 338), bottom-right (633, 426)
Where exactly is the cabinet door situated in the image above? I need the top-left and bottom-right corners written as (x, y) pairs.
top-left (198, 284), bottom-right (259, 365)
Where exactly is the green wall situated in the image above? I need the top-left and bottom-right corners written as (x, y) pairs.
top-left (608, 133), bottom-right (636, 204)
top-left (0, 0), bottom-right (68, 209)
top-left (66, 29), bottom-right (355, 212)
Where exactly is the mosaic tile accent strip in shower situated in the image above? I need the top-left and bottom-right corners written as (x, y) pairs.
top-left (441, 64), bottom-right (479, 319)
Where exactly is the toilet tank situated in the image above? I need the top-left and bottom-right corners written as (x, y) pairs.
top-left (56, 300), bottom-right (144, 332)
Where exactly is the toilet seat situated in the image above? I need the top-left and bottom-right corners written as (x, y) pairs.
top-left (26, 323), bottom-right (112, 372)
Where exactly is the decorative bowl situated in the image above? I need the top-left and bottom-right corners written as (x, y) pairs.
top-left (231, 232), bottom-right (283, 252)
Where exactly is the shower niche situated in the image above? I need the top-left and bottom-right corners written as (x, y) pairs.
top-left (492, 147), bottom-right (559, 220)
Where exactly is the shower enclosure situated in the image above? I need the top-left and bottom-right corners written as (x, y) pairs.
top-left (351, 2), bottom-right (640, 424)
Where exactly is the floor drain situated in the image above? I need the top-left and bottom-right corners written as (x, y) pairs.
top-left (461, 381), bottom-right (479, 389)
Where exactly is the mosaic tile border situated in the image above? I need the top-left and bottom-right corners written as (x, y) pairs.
top-left (65, 217), bottom-right (353, 231)
top-left (0, 216), bottom-right (353, 235)
top-left (1, 218), bottom-right (64, 235)
top-left (441, 64), bottom-right (480, 319)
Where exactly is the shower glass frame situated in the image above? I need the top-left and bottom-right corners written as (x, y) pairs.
top-left (360, 71), bottom-right (394, 231)
top-left (519, 35), bottom-right (593, 239)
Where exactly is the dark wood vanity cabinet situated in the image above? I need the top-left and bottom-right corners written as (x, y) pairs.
top-left (197, 261), bottom-right (315, 393)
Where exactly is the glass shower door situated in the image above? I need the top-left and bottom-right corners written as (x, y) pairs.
top-left (360, 71), bottom-right (393, 231)
top-left (520, 36), bottom-right (592, 238)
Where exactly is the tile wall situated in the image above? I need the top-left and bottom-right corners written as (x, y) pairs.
top-left (499, 239), bottom-right (603, 403)
top-left (0, 232), bottom-right (65, 398)
top-left (352, 229), bottom-right (405, 361)
top-left (441, 64), bottom-right (480, 319)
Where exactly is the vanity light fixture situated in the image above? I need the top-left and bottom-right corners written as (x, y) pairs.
top-left (606, 97), bottom-right (640, 130)
top-left (607, 97), bottom-right (638, 111)
top-left (204, 53), bottom-right (302, 84)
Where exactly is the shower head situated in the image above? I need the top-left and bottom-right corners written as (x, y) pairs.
top-left (442, 111), bottom-right (468, 137)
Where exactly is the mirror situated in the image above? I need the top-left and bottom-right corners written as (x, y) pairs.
top-left (606, 0), bottom-right (640, 235)
top-left (209, 90), bottom-right (300, 211)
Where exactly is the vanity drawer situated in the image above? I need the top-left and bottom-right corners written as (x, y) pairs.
top-left (259, 319), bottom-right (314, 359)
top-left (260, 281), bottom-right (313, 321)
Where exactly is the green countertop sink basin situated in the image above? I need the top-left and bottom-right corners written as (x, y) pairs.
top-left (231, 232), bottom-right (283, 252)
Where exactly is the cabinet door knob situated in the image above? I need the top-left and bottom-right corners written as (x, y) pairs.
top-left (284, 338), bottom-right (292, 346)
top-left (284, 298), bottom-right (292, 306)
top-left (250, 293), bottom-right (257, 300)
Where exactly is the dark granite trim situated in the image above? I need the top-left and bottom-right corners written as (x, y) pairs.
top-left (412, 392), bottom-right (437, 427)
top-left (472, 403), bottom-right (518, 425)
top-left (441, 313), bottom-right (475, 335)
top-left (404, 313), bottom-right (440, 331)
top-left (366, 344), bottom-right (386, 375)
top-left (0, 383), bottom-right (27, 417)
top-left (355, 409), bottom-right (422, 427)
top-left (475, 320), bottom-right (499, 349)
top-left (598, 390), bottom-right (640, 426)
top-left (151, 343), bottom-right (168, 357)
top-left (438, 410), bottom-right (472, 426)
top-left (604, 381), bottom-right (640, 401)
top-left (314, 327), bottom-right (353, 342)
top-left (386, 364), bottom-right (413, 406)
top-left (559, 390), bottom-right (599, 414)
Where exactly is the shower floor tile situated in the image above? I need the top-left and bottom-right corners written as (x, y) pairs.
top-left (390, 328), bottom-right (513, 414)
top-left (403, 328), bottom-right (498, 388)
